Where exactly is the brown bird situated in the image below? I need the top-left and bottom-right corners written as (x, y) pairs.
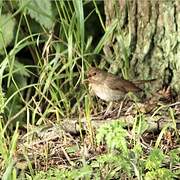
top-left (87, 67), bottom-right (155, 116)
top-left (87, 67), bottom-right (143, 101)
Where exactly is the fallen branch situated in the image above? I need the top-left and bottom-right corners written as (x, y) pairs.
top-left (61, 114), bottom-right (180, 135)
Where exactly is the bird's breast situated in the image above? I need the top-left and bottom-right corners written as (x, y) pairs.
top-left (90, 83), bottom-right (124, 101)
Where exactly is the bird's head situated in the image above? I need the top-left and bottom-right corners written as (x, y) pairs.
top-left (87, 67), bottom-right (106, 83)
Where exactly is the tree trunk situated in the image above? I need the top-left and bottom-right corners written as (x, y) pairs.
top-left (103, 0), bottom-right (180, 98)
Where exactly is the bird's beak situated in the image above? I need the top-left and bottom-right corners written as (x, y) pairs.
top-left (83, 79), bottom-right (89, 84)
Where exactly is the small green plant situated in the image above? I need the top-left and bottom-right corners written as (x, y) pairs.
top-left (144, 148), bottom-right (174, 180)
top-left (32, 166), bottom-right (93, 180)
top-left (95, 120), bottom-right (177, 179)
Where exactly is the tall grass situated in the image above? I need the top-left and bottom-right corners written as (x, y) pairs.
top-left (0, 0), bottom-right (107, 177)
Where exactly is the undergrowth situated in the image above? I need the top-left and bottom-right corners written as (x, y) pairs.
top-left (0, 0), bottom-right (179, 179)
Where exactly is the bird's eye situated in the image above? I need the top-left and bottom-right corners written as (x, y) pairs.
top-left (93, 72), bottom-right (96, 76)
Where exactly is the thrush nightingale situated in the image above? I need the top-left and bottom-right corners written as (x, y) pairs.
top-left (87, 67), bottom-right (156, 117)
top-left (87, 67), bottom-right (146, 102)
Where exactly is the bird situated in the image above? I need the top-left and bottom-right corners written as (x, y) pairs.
top-left (87, 67), bottom-right (143, 101)
top-left (87, 67), bottom-right (155, 116)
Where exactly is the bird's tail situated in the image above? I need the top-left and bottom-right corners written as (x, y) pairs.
top-left (133, 79), bottom-right (157, 84)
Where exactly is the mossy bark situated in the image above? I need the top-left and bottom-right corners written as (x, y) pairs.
top-left (103, 0), bottom-right (180, 96)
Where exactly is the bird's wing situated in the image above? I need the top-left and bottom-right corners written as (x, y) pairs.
top-left (105, 74), bottom-right (142, 92)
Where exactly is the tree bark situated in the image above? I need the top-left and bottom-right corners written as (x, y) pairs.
top-left (103, 0), bottom-right (180, 97)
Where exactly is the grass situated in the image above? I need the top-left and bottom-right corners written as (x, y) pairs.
top-left (0, 0), bottom-right (179, 179)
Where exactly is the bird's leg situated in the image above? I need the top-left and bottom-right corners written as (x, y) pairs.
top-left (117, 101), bottom-right (124, 118)
top-left (104, 101), bottom-right (113, 117)
top-left (117, 95), bottom-right (128, 118)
